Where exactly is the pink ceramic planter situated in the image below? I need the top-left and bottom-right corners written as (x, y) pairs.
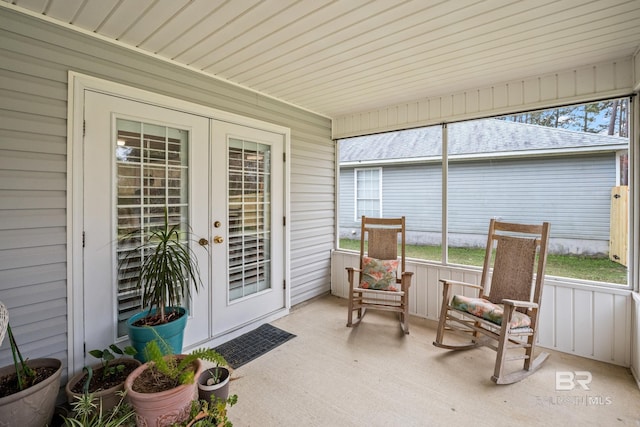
top-left (124, 356), bottom-right (204, 427)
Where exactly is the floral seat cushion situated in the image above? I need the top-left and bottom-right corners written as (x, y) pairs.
top-left (450, 294), bottom-right (531, 329)
top-left (359, 256), bottom-right (399, 291)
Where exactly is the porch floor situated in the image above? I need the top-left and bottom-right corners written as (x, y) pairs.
top-left (223, 294), bottom-right (640, 427)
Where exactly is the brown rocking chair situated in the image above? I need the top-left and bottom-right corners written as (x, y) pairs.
top-left (346, 216), bottom-right (413, 334)
top-left (433, 219), bottom-right (551, 384)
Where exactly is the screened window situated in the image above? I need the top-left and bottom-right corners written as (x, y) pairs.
top-left (337, 98), bottom-right (629, 286)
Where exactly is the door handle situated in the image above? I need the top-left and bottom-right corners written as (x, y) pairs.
top-left (214, 236), bottom-right (224, 244)
top-left (198, 238), bottom-right (209, 246)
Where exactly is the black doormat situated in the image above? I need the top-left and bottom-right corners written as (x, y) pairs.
top-left (213, 323), bottom-right (296, 369)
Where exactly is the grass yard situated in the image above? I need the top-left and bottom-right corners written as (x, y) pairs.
top-left (339, 239), bottom-right (628, 285)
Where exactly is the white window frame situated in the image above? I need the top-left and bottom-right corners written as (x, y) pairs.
top-left (354, 167), bottom-right (382, 221)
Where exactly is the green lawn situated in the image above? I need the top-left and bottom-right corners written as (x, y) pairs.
top-left (339, 239), bottom-right (628, 285)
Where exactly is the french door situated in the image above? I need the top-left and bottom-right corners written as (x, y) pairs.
top-left (210, 121), bottom-right (284, 335)
top-left (81, 90), bottom-right (285, 366)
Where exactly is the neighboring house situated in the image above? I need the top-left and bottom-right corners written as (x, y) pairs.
top-left (339, 120), bottom-right (628, 255)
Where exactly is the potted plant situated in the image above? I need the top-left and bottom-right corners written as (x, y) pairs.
top-left (124, 337), bottom-right (228, 427)
top-left (65, 343), bottom-right (140, 412)
top-left (183, 395), bottom-right (238, 427)
top-left (0, 321), bottom-right (62, 425)
top-left (59, 390), bottom-right (136, 426)
top-left (120, 208), bottom-right (204, 361)
top-left (197, 365), bottom-right (231, 404)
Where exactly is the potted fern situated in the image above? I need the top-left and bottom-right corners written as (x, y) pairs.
top-left (124, 337), bottom-right (228, 426)
top-left (120, 208), bottom-right (204, 361)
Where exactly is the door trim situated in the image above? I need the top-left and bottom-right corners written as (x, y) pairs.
top-left (67, 71), bottom-right (291, 373)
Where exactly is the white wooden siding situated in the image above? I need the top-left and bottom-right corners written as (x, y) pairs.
top-left (333, 58), bottom-right (635, 139)
top-left (331, 250), bottom-right (632, 366)
top-left (0, 8), bottom-right (333, 370)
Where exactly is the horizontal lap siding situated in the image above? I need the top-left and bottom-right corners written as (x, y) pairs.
top-left (382, 165), bottom-right (441, 232)
top-left (0, 8), bottom-right (333, 368)
top-left (448, 155), bottom-right (615, 241)
top-left (290, 135), bottom-right (335, 304)
top-left (340, 154), bottom-right (615, 250)
top-left (339, 165), bottom-right (442, 231)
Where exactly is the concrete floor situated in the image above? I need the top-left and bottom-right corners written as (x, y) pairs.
top-left (223, 294), bottom-right (640, 427)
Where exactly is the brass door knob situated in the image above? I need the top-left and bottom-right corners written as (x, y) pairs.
top-left (198, 238), bottom-right (209, 246)
top-left (214, 236), bottom-right (224, 244)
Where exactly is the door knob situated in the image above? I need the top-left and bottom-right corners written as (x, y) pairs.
top-left (198, 238), bottom-right (209, 246)
top-left (214, 236), bottom-right (224, 244)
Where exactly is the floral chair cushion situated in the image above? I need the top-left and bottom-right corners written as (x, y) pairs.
top-left (359, 256), bottom-right (399, 291)
top-left (450, 294), bottom-right (531, 329)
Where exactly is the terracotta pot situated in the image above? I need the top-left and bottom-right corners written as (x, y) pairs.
top-left (0, 358), bottom-right (62, 427)
top-left (124, 356), bottom-right (203, 427)
top-left (197, 367), bottom-right (230, 403)
top-left (65, 358), bottom-right (141, 411)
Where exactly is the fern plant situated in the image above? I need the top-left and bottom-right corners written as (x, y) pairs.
top-left (141, 334), bottom-right (227, 389)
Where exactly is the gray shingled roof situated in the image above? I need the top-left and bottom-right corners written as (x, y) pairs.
top-left (339, 119), bottom-right (627, 162)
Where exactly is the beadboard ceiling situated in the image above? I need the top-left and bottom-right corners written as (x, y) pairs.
top-left (3, 0), bottom-right (640, 118)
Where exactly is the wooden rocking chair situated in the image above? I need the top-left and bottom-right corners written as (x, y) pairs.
top-left (433, 219), bottom-right (551, 384)
top-left (346, 216), bottom-right (413, 334)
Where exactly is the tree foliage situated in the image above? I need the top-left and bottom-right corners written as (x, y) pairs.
top-left (498, 98), bottom-right (628, 136)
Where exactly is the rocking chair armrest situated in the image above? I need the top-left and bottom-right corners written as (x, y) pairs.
top-left (502, 299), bottom-right (538, 309)
top-left (346, 267), bottom-right (362, 287)
top-left (400, 271), bottom-right (413, 291)
top-left (438, 279), bottom-right (484, 291)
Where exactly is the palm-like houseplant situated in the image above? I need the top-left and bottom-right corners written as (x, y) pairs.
top-left (121, 208), bottom-right (204, 360)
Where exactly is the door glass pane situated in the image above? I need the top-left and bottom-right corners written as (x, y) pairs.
top-left (115, 118), bottom-right (190, 337)
top-left (228, 138), bottom-right (272, 301)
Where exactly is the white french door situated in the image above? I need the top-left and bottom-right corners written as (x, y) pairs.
top-left (210, 121), bottom-right (285, 336)
top-left (82, 91), bottom-right (210, 363)
top-left (78, 88), bottom-right (286, 367)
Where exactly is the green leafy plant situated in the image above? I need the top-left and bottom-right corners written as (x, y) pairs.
top-left (141, 337), bottom-right (227, 390)
top-left (204, 367), bottom-right (224, 386)
top-left (61, 391), bottom-right (135, 427)
top-left (181, 395), bottom-right (238, 427)
top-left (88, 344), bottom-right (137, 381)
top-left (119, 208), bottom-right (204, 325)
top-left (6, 324), bottom-right (36, 391)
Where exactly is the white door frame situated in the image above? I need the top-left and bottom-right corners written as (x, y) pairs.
top-left (67, 71), bottom-right (291, 373)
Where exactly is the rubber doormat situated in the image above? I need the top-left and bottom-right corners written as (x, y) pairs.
top-left (213, 323), bottom-right (296, 369)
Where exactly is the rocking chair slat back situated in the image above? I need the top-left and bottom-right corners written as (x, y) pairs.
top-left (485, 235), bottom-right (537, 305)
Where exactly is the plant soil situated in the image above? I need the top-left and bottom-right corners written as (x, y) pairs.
top-left (132, 309), bottom-right (183, 327)
top-left (69, 363), bottom-right (138, 394)
top-left (0, 366), bottom-right (57, 398)
top-left (132, 362), bottom-right (197, 394)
